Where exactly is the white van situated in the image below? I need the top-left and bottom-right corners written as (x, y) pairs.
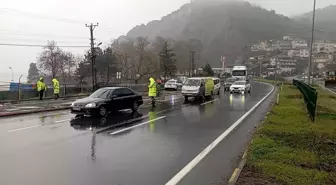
top-left (212, 77), bottom-right (220, 95)
top-left (181, 77), bottom-right (205, 100)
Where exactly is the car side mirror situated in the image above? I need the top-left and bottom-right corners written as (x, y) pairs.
top-left (111, 95), bottom-right (117, 99)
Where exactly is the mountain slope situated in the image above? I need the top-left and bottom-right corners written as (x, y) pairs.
top-left (294, 5), bottom-right (336, 37)
top-left (126, 1), bottom-right (306, 66)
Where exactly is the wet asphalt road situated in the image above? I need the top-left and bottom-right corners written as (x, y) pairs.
top-left (0, 82), bottom-right (274, 185)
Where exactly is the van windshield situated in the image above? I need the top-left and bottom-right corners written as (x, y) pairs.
top-left (184, 79), bottom-right (201, 86)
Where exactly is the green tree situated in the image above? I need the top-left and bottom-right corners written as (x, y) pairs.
top-left (27, 63), bottom-right (39, 83)
top-left (202, 63), bottom-right (214, 76)
top-left (158, 41), bottom-right (176, 80)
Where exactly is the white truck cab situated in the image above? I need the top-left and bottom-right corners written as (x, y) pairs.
top-left (232, 66), bottom-right (248, 81)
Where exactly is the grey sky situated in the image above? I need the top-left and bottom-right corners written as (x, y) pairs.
top-left (0, 0), bottom-right (334, 81)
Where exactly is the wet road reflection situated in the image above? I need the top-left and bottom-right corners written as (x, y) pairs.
top-left (0, 82), bottom-right (274, 185)
top-left (70, 111), bottom-right (144, 131)
top-left (229, 93), bottom-right (250, 110)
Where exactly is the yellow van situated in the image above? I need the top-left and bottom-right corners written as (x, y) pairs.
top-left (203, 77), bottom-right (215, 100)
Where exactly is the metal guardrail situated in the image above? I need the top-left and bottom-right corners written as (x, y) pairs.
top-left (293, 79), bottom-right (318, 121)
top-left (0, 83), bottom-right (149, 102)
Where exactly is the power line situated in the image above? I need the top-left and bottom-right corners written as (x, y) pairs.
top-left (0, 8), bottom-right (125, 35)
top-left (0, 29), bottom-right (88, 40)
top-left (0, 43), bottom-right (90, 48)
top-left (0, 8), bottom-right (86, 24)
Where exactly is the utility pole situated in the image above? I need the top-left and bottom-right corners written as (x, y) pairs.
top-left (86, 23), bottom-right (99, 91)
top-left (258, 56), bottom-right (262, 77)
top-left (308, 0), bottom-right (316, 85)
top-left (190, 51), bottom-right (196, 77)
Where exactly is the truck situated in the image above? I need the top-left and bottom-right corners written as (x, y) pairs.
top-left (232, 66), bottom-right (248, 81)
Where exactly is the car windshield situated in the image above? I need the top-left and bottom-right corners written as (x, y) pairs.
top-left (233, 81), bottom-right (245, 85)
top-left (168, 80), bottom-right (176, 83)
top-left (89, 89), bottom-right (111, 99)
top-left (184, 79), bottom-right (201, 86)
top-left (226, 78), bottom-right (236, 83)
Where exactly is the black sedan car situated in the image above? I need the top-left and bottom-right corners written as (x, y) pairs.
top-left (70, 87), bottom-right (143, 117)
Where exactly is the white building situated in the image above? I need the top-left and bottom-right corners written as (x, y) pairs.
top-left (300, 48), bottom-right (309, 58)
top-left (251, 41), bottom-right (268, 51)
top-left (313, 41), bottom-right (336, 53)
top-left (287, 49), bottom-right (301, 57)
top-left (277, 55), bottom-right (297, 72)
top-left (283, 35), bottom-right (299, 41)
top-left (292, 40), bottom-right (308, 49)
top-left (314, 52), bottom-right (333, 69)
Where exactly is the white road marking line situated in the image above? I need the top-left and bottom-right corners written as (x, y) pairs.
top-left (110, 116), bottom-right (166, 135)
top-left (165, 82), bottom-right (275, 185)
top-left (8, 125), bottom-right (41, 133)
top-left (55, 119), bottom-right (71, 123)
top-left (200, 99), bottom-right (219, 106)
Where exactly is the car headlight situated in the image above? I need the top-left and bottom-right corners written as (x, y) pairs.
top-left (85, 103), bottom-right (97, 108)
top-left (71, 102), bottom-right (75, 107)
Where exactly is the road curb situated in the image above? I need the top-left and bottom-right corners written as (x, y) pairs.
top-left (227, 150), bottom-right (248, 185)
top-left (0, 107), bottom-right (69, 118)
top-left (318, 84), bottom-right (336, 95)
top-left (0, 94), bottom-right (182, 118)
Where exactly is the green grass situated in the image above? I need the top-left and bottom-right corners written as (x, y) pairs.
top-left (238, 84), bottom-right (336, 185)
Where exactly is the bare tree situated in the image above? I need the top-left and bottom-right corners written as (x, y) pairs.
top-left (37, 41), bottom-right (62, 78)
top-left (59, 51), bottom-right (75, 86)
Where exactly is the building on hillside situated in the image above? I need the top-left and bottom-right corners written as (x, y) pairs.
top-left (251, 41), bottom-right (268, 51)
top-left (314, 52), bottom-right (333, 70)
top-left (313, 41), bottom-right (336, 54)
top-left (276, 40), bottom-right (292, 50)
top-left (292, 40), bottom-right (308, 49)
top-left (300, 48), bottom-right (310, 58)
top-left (283, 35), bottom-right (299, 41)
top-left (276, 55), bottom-right (297, 73)
top-left (287, 49), bottom-right (301, 57)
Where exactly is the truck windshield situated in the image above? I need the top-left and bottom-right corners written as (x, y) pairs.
top-left (232, 70), bottom-right (246, 76)
top-left (184, 79), bottom-right (201, 86)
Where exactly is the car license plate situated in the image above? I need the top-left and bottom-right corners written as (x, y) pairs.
top-left (73, 107), bottom-right (81, 111)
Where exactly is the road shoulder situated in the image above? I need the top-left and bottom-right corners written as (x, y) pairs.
top-left (236, 84), bottom-right (336, 185)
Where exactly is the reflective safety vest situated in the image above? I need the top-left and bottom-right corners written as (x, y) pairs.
top-left (52, 78), bottom-right (60, 94)
top-left (37, 79), bottom-right (46, 92)
top-left (148, 78), bottom-right (157, 97)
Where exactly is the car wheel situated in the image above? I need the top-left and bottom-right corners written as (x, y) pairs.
top-left (132, 101), bottom-right (139, 112)
top-left (99, 106), bottom-right (107, 116)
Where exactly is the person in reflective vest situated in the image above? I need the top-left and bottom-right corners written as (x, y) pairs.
top-left (37, 77), bottom-right (47, 100)
top-left (52, 78), bottom-right (60, 100)
top-left (148, 77), bottom-right (157, 106)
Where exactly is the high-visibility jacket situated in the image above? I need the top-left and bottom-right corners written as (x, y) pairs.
top-left (37, 78), bottom-right (46, 92)
top-left (52, 78), bottom-right (60, 94)
top-left (148, 77), bottom-right (157, 97)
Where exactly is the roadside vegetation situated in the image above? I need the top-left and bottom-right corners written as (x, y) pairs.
top-left (237, 84), bottom-right (336, 185)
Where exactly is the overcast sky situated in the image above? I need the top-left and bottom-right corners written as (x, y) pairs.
top-left (0, 0), bottom-right (334, 82)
